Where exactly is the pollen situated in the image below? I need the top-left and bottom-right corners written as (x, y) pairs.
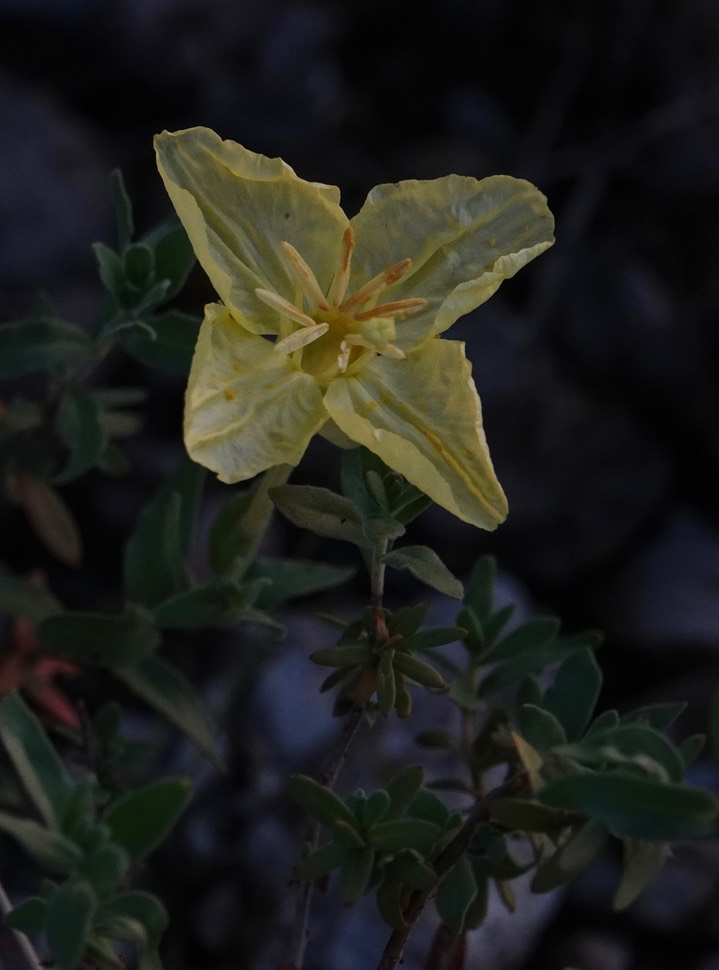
top-left (224, 388), bottom-right (236, 400)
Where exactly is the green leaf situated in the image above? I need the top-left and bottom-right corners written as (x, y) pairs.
top-left (142, 218), bottom-right (196, 300)
top-left (401, 626), bottom-right (467, 651)
top-left (0, 812), bottom-right (83, 872)
top-left (518, 705), bottom-right (567, 751)
top-left (340, 447), bottom-right (386, 519)
top-left (120, 310), bottom-right (200, 374)
top-left (562, 724), bottom-right (685, 783)
top-left (478, 630), bottom-right (601, 697)
top-left (369, 818), bottom-right (443, 852)
top-left (152, 578), bottom-right (263, 629)
top-left (387, 603), bottom-right (431, 639)
top-left (93, 241), bottom-right (125, 295)
top-left (11, 472), bottom-right (83, 566)
top-left (0, 318), bottom-right (91, 378)
top-left (679, 734), bottom-right (705, 769)
top-left (104, 778), bottom-right (191, 863)
top-left (585, 709), bottom-right (620, 737)
top-left (124, 460), bottom-right (205, 606)
top-left (249, 557), bottom-right (354, 610)
top-left (270, 485), bottom-right (369, 548)
top-left (46, 880), bottom-right (97, 970)
top-left (384, 765), bottom-right (425, 820)
top-left (4, 896), bottom-right (47, 934)
top-left (310, 643), bottom-right (373, 667)
top-left (78, 843), bottom-right (130, 895)
top-left (38, 606), bottom-right (159, 668)
top-left (0, 691), bottom-right (73, 827)
top-left (436, 855), bottom-right (478, 936)
top-left (363, 790), bottom-right (391, 829)
top-left (532, 819), bottom-right (609, 893)
top-left (614, 839), bottom-right (669, 910)
top-left (464, 555), bottom-right (496, 624)
top-left (295, 839), bottom-right (345, 880)
top-left (54, 390), bottom-right (108, 484)
top-left (482, 618), bottom-right (560, 664)
top-left (362, 512), bottom-right (405, 543)
top-left (540, 773), bottom-right (719, 840)
top-left (289, 775), bottom-right (359, 830)
top-left (108, 169), bottom-right (135, 250)
top-left (393, 652), bottom-right (447, 691)
top-left (382, 546), bottom-right (463, 599)
top-left (622, 702), bottom-right (687, 732)
top-left (487, 798), bottom-right (571, 833)
top-left (543, 648), bottom-right (602, 741)
top-left (464, 863), bottom-right (490, 929)
top-left (117, 656), bottom-right (220, 767)
top-left (0, 570), bottom-right (62, 622)
top-left (340, 845), bottom-right (375, 904)
top-left (96, 891), bottom-right (169, 950)
top-left (124, 244), bottom-right (155, 288)
top-left (376, 650), bottom-right (397, 716)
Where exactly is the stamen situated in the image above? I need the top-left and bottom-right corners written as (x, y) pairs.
top-left (337, 338), bottom-right (351, 373)
top-left (341, 258), bottom-right (413, 313)
top-left (354, 298), bottom-right (427, 321)
top-left (279, 242), bottom-right (329, 310)
top-left (344, 333), bottom-right (406, 359)
top-left (327, 228), bottom-right (355, 308)
top-left (377, 343), bottom-right (406, 359)
top-left (256, 288), bottom-right (317, 329)
top-left (275, 323), bottom-right (329, 355)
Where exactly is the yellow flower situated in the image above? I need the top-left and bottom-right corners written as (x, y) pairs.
top-left (154, 127), bottom-right (554, 530)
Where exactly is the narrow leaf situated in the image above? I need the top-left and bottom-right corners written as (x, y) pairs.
top-left (46, 881), bottom-right (97, 970)
top-left (104, 778), bottom-right (192, 863)
top-left (540, 774), bottom-right (719, 840)
top-left (0, 691), bottom-right (73, 827)
top-left (38, 606), bottom-right (159, 669)
top-left (270, 484), bottom-right (369, 547)
top-left (117, 656), bottom-right (221, 767)
top-left (382, 545), bottom-right (463, 599)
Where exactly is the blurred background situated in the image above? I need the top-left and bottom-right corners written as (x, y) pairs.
top-left (2, 0), bottom-right (719, 968)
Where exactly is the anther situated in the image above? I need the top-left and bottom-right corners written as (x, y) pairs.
top-left (354, 298), bottom-right (427, 321)
top-left (255, 288), bottom-right (317, 329)
top-left (341, 258), bottom-right (413, 314)
top-left (279, 242), bottom-right (330, 310)
top-left (327, 228), bottom-right (355, 308)
top-left (275, 322), bottom-right (329, 355)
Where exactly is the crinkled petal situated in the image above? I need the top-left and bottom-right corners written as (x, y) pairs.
top-left (185, 303), bottom-right (327, 481)
top-left (349, 175), bottom-right (554, 349)
top-left (324, 340), bottom-right (508, 530)
top-left (155, 128), bottom-right (349, 334)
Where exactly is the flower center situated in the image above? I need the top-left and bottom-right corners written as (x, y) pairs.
top-left (255, 229), bottom-right (426, 383)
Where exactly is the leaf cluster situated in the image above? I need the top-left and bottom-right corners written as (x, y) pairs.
top-left (0, 691), bottom-right (189, 969)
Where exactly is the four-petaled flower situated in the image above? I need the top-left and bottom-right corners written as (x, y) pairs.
top-left (155, 127), bottom-right (554, 529)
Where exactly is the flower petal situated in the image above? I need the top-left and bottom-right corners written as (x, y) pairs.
top-left (185, 303), bottom-right (327, 481)
top-left (155, 128), bottom-right (349, 334)
top-left (324, 340), bottom-right (508, 530)
top-left (349, 175), bottom-right (554, 348)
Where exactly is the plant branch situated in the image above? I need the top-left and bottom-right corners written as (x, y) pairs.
top-left (376, 774), bottom-right (525, 970)
top-left (285, 534), bottom-right (390, 969)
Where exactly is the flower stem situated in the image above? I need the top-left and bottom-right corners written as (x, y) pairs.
top-left (370, 537), bottom-right (389, 609)
top-left (286, 708), bottom-right (364, 970)
top-left (0, 879), bottom-right (44, 970)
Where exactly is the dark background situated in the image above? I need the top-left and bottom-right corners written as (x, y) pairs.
top-left (2, 1), bottom-right (719, 968)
